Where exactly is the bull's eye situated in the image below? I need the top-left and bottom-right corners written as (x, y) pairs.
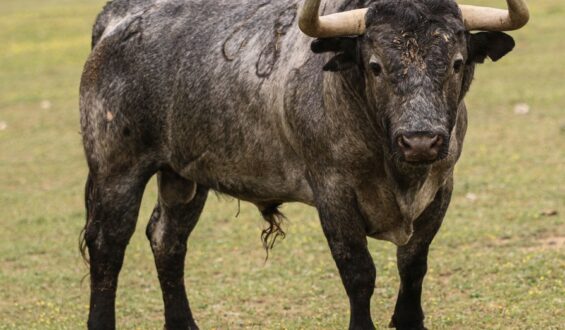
top-left (369, 55), bottom-right (382, 76)
top-left (453, 58), bottom-right (464, 73)
top-left (370, 62), bottom-right (382, 75)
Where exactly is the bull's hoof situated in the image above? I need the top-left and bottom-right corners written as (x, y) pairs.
top-left (164, 323), bottom-right (199, 330)
top-left (388, 316), bottom-right (427, 330)
top-left (349, 324), bottom-right (376, 330)
top-left (348, 318), bottom-right (376, 330)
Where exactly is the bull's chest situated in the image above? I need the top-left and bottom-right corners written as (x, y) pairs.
top-left (356, 169), bottom-right (450, 246)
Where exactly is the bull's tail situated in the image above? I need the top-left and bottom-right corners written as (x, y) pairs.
top-left (79, 173), bottom-right (94, 266)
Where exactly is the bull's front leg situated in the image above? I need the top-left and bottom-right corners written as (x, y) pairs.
top-left (389, 183), bottom-right (453, 330)
top-left (314, 184), bottom-right (376, 330)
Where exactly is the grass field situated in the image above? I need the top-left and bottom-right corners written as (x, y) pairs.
top-left (0, 0), bottom-right (563, 329)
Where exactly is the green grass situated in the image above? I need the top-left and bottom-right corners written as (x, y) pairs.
top-left (0, 0), bottom-right (563, 329)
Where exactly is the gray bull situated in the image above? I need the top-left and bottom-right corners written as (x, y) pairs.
top-left (79, 0), bottom-right (529, 329)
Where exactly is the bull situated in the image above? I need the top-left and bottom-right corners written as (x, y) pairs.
top-left (79, 0), bottom-right (529, 329)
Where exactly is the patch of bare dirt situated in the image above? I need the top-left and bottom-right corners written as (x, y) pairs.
top-left (526, 235), bottom-right (565, 251)
top-left (484, 226), bottom-right (565, 252)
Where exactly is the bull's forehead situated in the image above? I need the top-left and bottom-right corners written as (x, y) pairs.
top-left (365, 24), bottom-right (464, 88)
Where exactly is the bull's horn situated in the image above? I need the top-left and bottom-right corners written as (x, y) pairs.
top-left (459, 0), bottom-right (529, 31)
top-left (298, 0), bottom-right (368, 38)
top-left (298, 0), bottom-right (529, 38)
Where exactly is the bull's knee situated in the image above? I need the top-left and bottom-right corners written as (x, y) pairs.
top-left (85, 206), bottom-right (134, 256)
top-left (146, 203), bottom-right (187, 257)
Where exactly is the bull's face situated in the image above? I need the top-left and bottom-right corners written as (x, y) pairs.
top-left (303, 0), bottom-right (526, 165)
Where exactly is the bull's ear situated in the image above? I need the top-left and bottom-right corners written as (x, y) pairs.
top-left (322, 53), bottom-right (357, 71)
top-left (311, 37), bottom-right (357, 53)
top-left (311, 37), bottom-right (359, 71)
top-left (468, 32), bottom-right (515, 63)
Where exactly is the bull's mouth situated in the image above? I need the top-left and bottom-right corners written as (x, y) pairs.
top-left (400, 156), bottom-right (446, 166)
top-left (402, 147), bottom-right (450, 164)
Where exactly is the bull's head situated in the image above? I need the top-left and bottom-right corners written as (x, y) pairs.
top-left (299, 0), bottom-right (528, 164)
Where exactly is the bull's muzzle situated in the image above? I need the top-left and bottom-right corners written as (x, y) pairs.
top-left (396, 131), bottom-right (446, 163)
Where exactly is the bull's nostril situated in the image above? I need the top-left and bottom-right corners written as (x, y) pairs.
top-left (430, 135), bottom-right (443, 149)
top-left (398, 135), bottom-right (411, 149)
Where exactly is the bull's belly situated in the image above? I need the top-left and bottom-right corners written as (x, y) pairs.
top-left (171, 147), bottom-right (442, 246)
top-left (175, 156), bottom-right (314, 205)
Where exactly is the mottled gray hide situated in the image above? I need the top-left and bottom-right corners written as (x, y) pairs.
top-left (79, 0), bottom-right (514, 328)
top-left (81, 0), bottom-right (470, 244)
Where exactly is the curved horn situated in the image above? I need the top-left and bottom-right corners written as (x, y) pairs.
top-left (298, 0), bottom-right (368, 38)
top-left (459, 0), bottom-right (530, 31)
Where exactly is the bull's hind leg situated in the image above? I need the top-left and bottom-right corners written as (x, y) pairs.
top-left (84, 169), bottom-right (153, 330)
top-left (389, 183), bottom-right (453, 330)
top-left (146, 170), bottom-right (208, 330)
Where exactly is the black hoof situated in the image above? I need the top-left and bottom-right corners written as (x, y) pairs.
top-left (389, 316), bottom-right (427, 330)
